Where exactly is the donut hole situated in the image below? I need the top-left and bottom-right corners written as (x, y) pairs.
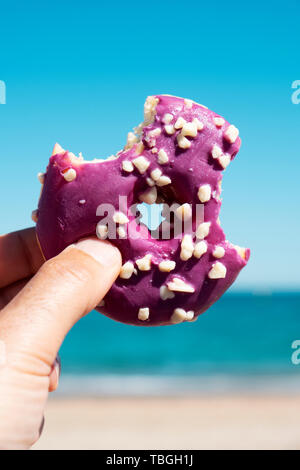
top-left (136, 202), bottom-right (165, 231)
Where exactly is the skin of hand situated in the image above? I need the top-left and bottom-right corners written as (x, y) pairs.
top-left (0, 228), bottom-right (121, 450)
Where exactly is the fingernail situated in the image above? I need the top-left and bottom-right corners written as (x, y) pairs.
top-left (74, 237), bottom-right (121, 268)
top-left (54, 356), bottom-right (61, 379)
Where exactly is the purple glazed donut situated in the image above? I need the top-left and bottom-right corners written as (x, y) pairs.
top-left (34, 95), bottom-right (250, 326)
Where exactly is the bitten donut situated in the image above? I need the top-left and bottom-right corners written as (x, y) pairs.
top-left (34, 95), bottom-right (250, 326)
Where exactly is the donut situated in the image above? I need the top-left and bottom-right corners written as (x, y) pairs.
top-left (34, 94), bottom-right (250, 326)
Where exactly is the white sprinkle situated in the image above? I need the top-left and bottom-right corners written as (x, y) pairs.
top-left (214, 117), bottom-right (225, 127)
top-left (193, 241), bottom-right (207, 259)
top-left (193, 118), bottom-right (204, 131)
top-left (158, 149), bottom-right (169, 164)
top-left (177, 134), bottom-right (191, 149)
top-left (149, 128), bottom-right (161, 137)
top-left (164, 124), bottom-right (175, 135)
top-left (135, 142), bottom-right (145, 155)
top-left (132, 156), bottom-right (150, 174)
top-left (175, 203), bottom-right (192, 221)
top-left (198, 184), bottom-right (212, 203)
top-left (146, 177), bottom-right (155, 187)
top-left (167, 277), bottom-right (195, 293)
top-left (158, 260), bottom-right (176, 272)
top-left (117, 226), bottom-right (127, 238)
top-left (174, 117), bottom-right (186, 129)
top-left (79, 199), bottom-right (86, 205)
top-left (162, 113), bottom-right (173, 124)
top-left (37, 172), bottom-right (45, 184)
top-left (181, 121), bottom-right (198, 137)
top-left (139, 186), bottom-right (157, 205)
top-left (196, 222), bottom-right (211, 239)
top-left (136, 254), bottom-right (152, 271)
top-left (96, 223), bottom-right (108, 239)
top-left (122, 160), bottom-right (134, 172)
top-left (156, 175), bottom-right (172, 187)
top-left (144, 96), bottom-right (159, 125)
top-left (151, 147), bottom-right (158, 154)
top-left (170, 308), bottom-right (195, 324)
top-left (160, 285), bottom-right (175, 300)
top-left (31, 210), bottom-right (38, 223)
top-left (213, 246), bottom-right (225, 258)
top-left (52, 143), bottom-right (65, 156)
top-left (145, 128), bottom-right (161, 147)
top-left (219, 154), bottom-right (231, 169)
top-left (208, 261), bottom-right (227, 279)
top-left (170, 308), bottom-right (187, 324)
top-left (63, 168), bottom-right (77, 182)
top-left (233, 244), bottom-right (247, 260)
top-left (224, 124), bottom-right (239, 144)
top-left (126, 131), bottom-right (138, 149)
top-left (150, 168), bottom-right (162, 181)
top-left (186, 311), bottom-right (195, 321)
top-left (180, 234), bottom-right (194, 261)
top-left (211, 144), bottom-right (223, 159)
top-left (184, 99), bottom-right (193, 109)
top-left (138, 307), bottom-right (150, 321)
top-left (120, 261), bottom-right (135, 279)
top-left (113, 212), bottom-right (129, 224)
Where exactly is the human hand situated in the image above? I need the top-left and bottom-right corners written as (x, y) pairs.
top-left (0, 228), bottom-right (121, 450)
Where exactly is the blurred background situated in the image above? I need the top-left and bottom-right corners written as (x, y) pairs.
top-left (0, 0), bottom-right (300, 450)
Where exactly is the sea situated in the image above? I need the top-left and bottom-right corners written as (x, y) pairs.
top-left (57, 292), bottom-right (300, 397)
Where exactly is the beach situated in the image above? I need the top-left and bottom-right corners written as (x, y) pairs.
top-left (32, 293), bottom-right (300, 450)
top-left (34, 395), bottom-right (300, 450)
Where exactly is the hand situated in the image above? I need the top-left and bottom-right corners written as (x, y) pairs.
top-left (0, 228), bottom-right (121, 450)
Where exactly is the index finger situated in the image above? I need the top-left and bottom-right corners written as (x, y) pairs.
top-left (0, 228), bottom-right (44, 289)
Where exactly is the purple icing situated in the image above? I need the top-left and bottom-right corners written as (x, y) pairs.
top-left (36, 95), bottom-right (250, 326)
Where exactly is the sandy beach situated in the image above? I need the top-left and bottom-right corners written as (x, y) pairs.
top-left (33, 395), bottom-right (300, 450)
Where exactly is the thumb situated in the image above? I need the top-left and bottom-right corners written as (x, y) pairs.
top-left (0, 238), bottom-right (121, 375)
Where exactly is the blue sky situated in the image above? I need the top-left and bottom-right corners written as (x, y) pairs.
top-left (0, 0), bottom-right (299, 290)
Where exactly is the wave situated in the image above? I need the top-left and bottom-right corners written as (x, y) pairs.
top-left (55, 373), bottom-right (300, 398)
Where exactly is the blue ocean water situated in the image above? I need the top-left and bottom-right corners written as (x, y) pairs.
top-left (60, 292), bottom-right (300, 379)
